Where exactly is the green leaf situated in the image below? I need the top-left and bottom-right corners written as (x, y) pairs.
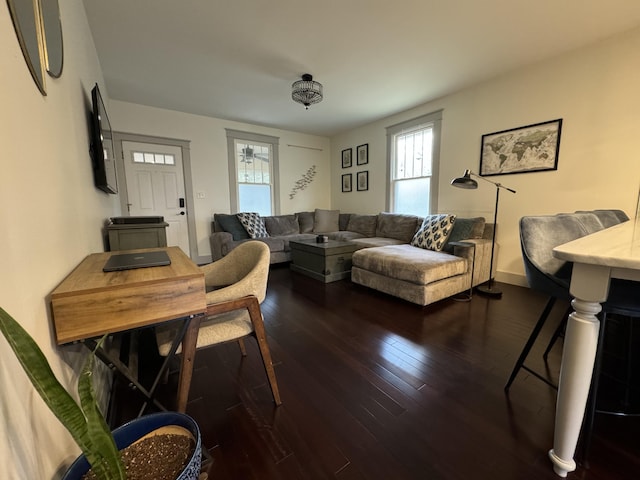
top-left (0, 308), bottom-right (125, 480)
top-left (78, 339), bottom-right (126, 479)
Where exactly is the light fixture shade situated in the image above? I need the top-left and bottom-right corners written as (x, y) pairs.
top-left (292, 73), bottom-right (323, 109)
top-left (451, 169), bottom-right (478, 189)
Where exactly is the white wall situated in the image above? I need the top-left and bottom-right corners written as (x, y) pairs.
top-left (0, 1), bottom-right (121, 478)
top-left (108, 102), bottom-right (331, 262)
top-left (331, 27), bottom-right (640, 286)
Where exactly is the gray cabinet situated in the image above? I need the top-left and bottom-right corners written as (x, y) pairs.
top-left (107, 217), bottom-right (169, 251)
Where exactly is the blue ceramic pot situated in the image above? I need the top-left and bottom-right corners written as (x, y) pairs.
top-left (62, 412), bottom-right (201, 480)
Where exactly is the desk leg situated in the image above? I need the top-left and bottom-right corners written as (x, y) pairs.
top-left (549, 299), bottom-right (602, 476)
top-left (176, 314), bottom-right (203, 413)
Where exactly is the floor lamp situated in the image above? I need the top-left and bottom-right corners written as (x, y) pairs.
top-left (451, 169), bottom-right (516, 298)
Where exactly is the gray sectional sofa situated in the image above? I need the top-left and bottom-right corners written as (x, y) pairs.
top-left (209, 209), bottom-right (494, 306)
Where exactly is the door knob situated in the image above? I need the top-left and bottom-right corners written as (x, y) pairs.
top-left (178, 211), bottom-right (186, 215)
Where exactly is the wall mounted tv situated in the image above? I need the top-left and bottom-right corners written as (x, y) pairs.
top-left (90, 83), bottom-right (118, 194)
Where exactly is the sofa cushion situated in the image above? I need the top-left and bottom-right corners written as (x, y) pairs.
top-left (411, 214), bottom-right (456, 251)
top-left (215, 213), bottom-right (250, 241)
top-left (442, 217), bottom-right (485, 253)
top-left (264, 215), bottom-right (299, 236)
top-left (375, 212), bottom-right (421, 243)
top-left (296, 211), bottom-right (315, 233)
top-left (329, 231), bottom-right (366, 242)
top-left (314, 208), bottom-right (340, 233)
top-left (351, 237), bottom-right (406, 248)
top-left (347, 214), bottom-right (377, 237)
top-left (236, 212), bottom-right (269, 238)
top-left (339, 213), bottom-right (351, 231)
top-left (352, 244), bottom-right (466, 285)
top-left (448, 217), bottom-right (485, 242)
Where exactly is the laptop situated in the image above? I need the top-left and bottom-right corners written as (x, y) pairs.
top-left (103, 250), bottom-right (171, 272)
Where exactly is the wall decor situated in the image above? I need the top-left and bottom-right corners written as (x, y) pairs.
top-left (479, 118), bottom-right (562, 176)
top-left (289, 165), bottom-right (317, 199)
top-left (7, 0), bottom-right (64, 95)
top-left (342, 173), bottom-right (352, 192)
top-left (342, 148), bottom-right (352, 168)
top-left (357, 143), bottom-right (369, 165)
top-left (357, 171), bottom-right (369, 191)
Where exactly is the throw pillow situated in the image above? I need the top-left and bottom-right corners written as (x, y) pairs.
top-left (236, 212), bottom-right (269, 239)
top-left (447, 217), bottom-right (486, 243)
top-left (313, 208), bottom-right (340, 233)
top-left (264, 215), bottom-right (299, 236)
top-left (214, 213), bottom-right (250, 241)
top-left (296, 211), bottom-right (315, 233)
top-left (346, 214), bottom-right (377, 237)
top-left (411, 214), bottom-right (457, 251)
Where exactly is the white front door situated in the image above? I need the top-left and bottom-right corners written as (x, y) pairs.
top-left (121, 140), bottom-right (190, 254)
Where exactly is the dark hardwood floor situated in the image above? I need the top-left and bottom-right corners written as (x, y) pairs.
top-left (112, 265), bottom-right (640, 479)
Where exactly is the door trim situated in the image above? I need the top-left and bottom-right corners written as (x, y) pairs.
top-left (113, 131), bottom-right (198, 261)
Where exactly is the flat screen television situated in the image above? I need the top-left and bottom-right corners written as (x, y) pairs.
top-left (90, 83), bottom-right (118, 194)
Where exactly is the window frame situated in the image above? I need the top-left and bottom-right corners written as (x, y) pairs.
top-left (385, 110), bottom-right (443, 215)
top-left (225, 129), bottom-right (280, 215)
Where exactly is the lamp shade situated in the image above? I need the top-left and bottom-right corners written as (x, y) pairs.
top-left (451, 169), bottom-right (478, 189)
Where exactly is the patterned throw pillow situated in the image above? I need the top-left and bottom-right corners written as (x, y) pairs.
top-left (410, 214), bottom-right (457, 251)
top-left (236, 212), bottom-right (269, 239)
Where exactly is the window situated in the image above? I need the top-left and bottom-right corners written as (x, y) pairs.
top-left (386, 110), bottom-right (442, 216)
top-left (225, 129), bottom-right (280, 216)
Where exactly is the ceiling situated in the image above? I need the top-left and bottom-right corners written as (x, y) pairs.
top-left (83, 1), bottom-right (640, 137)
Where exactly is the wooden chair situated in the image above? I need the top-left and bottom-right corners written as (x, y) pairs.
top-left (155, 241), bottom-right (281, 406)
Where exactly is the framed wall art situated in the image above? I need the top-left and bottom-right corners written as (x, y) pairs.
top-left (357, 171), bottom-right (369, 191)
top-left (479, 118), bottom-right (562, 176)
top-left (341, 148), bottom-right (352, 168)
top-left (342, 173), bottom-right (352, 192)
top-left (357, 143), bottom-right (369, 165)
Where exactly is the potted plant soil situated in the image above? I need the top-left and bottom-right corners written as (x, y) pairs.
top-left (0, 307), bottom-right (202, 480)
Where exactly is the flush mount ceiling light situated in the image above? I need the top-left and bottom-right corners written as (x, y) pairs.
top-left (291, 73), bottom-right (323, 110)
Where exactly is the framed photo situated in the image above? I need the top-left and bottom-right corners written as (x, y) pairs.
top-left (356, 143), bottom-right (369, 165)
top-left (342, 173), bottom-right (352, 192)
top-left (341, 148), bottom-right (352, 168)
top-left (479, 118), bottom-right (562, 176)
top-left (357, 171), bottom-right (368, 191)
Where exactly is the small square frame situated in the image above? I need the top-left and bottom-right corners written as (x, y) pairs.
top-left (357, 143), bottom-right (369, 165)
top-left (357, 171), bottom-right (368, 191)
top-left (342, 173), bottom-right (352, 192)
top-left (341, 148), bottom-right (352, 168)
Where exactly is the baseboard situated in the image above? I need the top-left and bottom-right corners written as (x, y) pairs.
top-left (495, 271), bottom-right (528, 287)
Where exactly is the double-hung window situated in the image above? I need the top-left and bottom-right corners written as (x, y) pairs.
top-left (386, 110), bottom-right (442, 216)
top-left (226, 129), bottom-right (280, 216)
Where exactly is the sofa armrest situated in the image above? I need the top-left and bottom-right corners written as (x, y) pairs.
top-left (209, 231), bottom-right (233, 261)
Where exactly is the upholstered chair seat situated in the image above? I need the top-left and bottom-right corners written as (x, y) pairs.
top-left (155, 240), bottom-right (281, 406)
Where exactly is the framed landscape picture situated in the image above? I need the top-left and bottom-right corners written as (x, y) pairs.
top-left (342, 173), bottom-right (352, 192)
top-left (479, 118), bottom-right (562, 176)
top-left (357, 171), bottom-right (368, 191)
top-left (341, 148), bottom-right (352, 168)
top-left (357, 143), bottom-right (368, 165)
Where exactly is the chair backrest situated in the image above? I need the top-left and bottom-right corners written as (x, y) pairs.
top-left (203, 240), bottom-right (271, 304)
top-left (576, 209), bottom-right (629, 228)
top-left (519, 213), bottom-right (608, 298)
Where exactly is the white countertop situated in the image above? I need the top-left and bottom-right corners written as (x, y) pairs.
top-left (552, 219), bottom-right (640, 270)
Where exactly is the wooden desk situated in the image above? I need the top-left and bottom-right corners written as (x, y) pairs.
top-left (51, 246), bottom-right (206, 413)
top-left (550, 219), bottom-right (640, 477)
